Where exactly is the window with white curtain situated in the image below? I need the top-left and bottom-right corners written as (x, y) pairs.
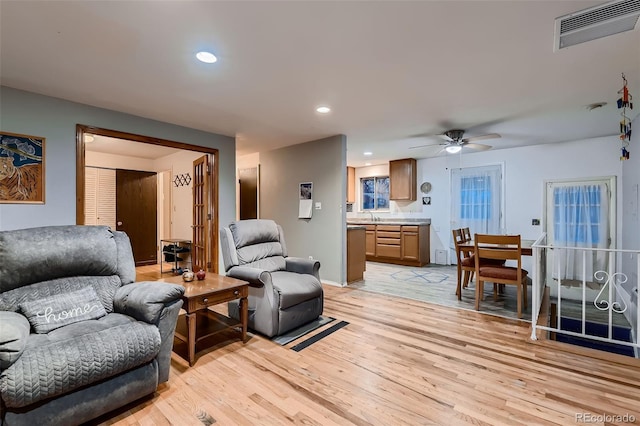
top-left (546, 179), bottom-right (613, 282)
top-left (552, 185), bottom-right (605, 245)
top-left (450, 165), bottom-right (503, 235)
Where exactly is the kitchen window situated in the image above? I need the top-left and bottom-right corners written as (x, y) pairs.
top-left (361, 176), bottom-right (389, 210)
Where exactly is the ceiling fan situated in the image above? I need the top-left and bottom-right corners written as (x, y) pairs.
top-left (409, 129), bottom-right (501, 154)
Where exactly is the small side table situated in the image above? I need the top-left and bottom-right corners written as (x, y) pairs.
top-left (160, 239), bottom-right (192, 274)
top-left (160, 274), bottom-right (249, 366)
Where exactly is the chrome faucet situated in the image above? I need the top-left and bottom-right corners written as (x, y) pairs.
top-left (367, 211), bottom-right (375, 221)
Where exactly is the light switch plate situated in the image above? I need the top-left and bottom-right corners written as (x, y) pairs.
top-left (315, 202), bottom-right (322, 210)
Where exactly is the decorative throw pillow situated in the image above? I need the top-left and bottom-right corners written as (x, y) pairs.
top-left (19, 286), bottom-right (107, 333)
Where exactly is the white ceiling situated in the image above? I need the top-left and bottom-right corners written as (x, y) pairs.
top-left (1, 1), bottom-right (639, 167)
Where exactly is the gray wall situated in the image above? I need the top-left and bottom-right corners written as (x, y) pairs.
top-left (259, 135), bottom-right (347, 284)
top-left (0, 87), bottom-right (236, 267)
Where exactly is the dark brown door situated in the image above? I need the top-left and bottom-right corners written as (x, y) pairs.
top-left (192, 156), bottom-right (209, 272)
top-left (239, 167), bottom-right (258, 219)
top-left (116, 169), bottom-right (157, 266)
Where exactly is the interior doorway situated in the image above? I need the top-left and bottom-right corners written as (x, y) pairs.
top-left (158, 170), bottom-right (172, 251)
top-left (239, 166), bottom-right (258, 219)
top-left (75, 125), bottom-right (220, 273)
top-left (116, 169), bottom-right (157, 266)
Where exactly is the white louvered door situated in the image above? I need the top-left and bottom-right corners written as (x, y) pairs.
top-left (85, 167), bottom-right (98, 225)
top-left (84, 167), bottom-right (116, 230)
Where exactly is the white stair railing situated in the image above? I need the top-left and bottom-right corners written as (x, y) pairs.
top-left (531, 236), bottom-right (640, 354)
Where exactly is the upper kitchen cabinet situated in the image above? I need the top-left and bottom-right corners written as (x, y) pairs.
top-left (347, 166), bottom-right (356, 203)
top-left (389, 158), bottom-right (416, 201)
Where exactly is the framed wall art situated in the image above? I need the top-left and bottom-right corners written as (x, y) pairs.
top-left (0, 131), bottom-right (46, 204)
top-left (298, 182), bottom-right (313, 219)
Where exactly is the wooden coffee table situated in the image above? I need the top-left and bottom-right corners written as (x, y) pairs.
top-left (159, 274), bottom-right (249, 366)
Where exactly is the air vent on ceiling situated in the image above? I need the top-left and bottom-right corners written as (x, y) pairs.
top-left (554, 0), bottom-right (640, 50)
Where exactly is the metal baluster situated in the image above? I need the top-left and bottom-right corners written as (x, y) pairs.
top-left (637, 253), bottom-right (640, 349)
top-left (608, 250), bottom-right (614, 340)
top-left (531, 242), bottom-right (539, 340)
top-left (582, 250), bottom-right (586, 336)
top-left (557, 249), bottom-right (562, 333)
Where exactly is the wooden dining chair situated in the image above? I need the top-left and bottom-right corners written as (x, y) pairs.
top-left (452, 228), bottom-right (475, 300)
top-left (462, 227), bottom-right (471, 243)
top-left (473, 234), bottom-right (528, 319)
top-left (461, 227), bottom-right (474, 283)
top-left (453, 229), bottom-right (505, 300)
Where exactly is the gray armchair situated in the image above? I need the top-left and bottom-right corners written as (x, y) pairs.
top-left (0, 225), bottom-right (184, 426)
top-left (220, 219), bottom-right (323, 337)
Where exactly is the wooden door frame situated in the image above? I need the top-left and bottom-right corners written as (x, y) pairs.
top-left (76, 124), bottom-right (220, 273)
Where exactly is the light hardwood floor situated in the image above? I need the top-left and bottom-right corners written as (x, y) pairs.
top-left (94, 267), bottom-right (640, 425)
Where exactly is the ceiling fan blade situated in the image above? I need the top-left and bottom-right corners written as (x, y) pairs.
top-left (438, 133), bottom-right (454, 142)
top-left (409, 141), bottom-right (444, 149)
top-left (462, 133), bottom-right (501, 143)
top-left (464, 143), bottom-right (492, 151)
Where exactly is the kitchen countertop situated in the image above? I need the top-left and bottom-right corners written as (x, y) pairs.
top-left (347, 218), bottom-right (431, 226)
top-left (347, 225), bottom-right (367, 230)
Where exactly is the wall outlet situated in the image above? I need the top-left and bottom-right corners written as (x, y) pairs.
top-left (308, 255), bottom-right (313, 260)
top-left (315, 202), bottom-right (322, 210)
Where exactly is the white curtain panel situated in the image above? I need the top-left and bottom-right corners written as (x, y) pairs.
top-left (552, 183), bottom-right (610, 282)
top-left (450, 165), bottom-right (502, 237)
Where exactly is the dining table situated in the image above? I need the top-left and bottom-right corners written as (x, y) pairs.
top-left (457, 238), bottom-right (535, 257)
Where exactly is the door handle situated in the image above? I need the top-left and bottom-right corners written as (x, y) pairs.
top-left (117, 221), bottom-right (123, 226)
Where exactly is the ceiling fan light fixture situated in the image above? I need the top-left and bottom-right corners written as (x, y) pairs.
top-left (445, 145), bottom-right (462, 154)
top-left (196, 51), bottom-right (218, 63)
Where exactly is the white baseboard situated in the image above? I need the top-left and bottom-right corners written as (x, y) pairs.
top-left (322, 280), bottom-right (344, 287)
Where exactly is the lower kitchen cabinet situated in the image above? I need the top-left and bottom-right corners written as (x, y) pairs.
top-left (347, 227), bottom-right (366, 283)
top-left (363, 223), bottom-right (430, 266)
top-left (401, 227), bottom-right (420, 261)
top-left (365, 225), bottom-right (376, 257)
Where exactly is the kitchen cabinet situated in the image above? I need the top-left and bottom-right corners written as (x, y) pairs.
top-left (356, 222), bottom-right (430, 266)
top-left (365, 225), bottom-right (376, 257)
top-left (389, 158), bottom-right (417, 201)
top-left (347, 226), bottom-right (366, 283)
top-left (401, 226), bottom-right (420, 261)
top-left (347, 166), bottom-right (356, 203)
top-left (375, 225), bottom-right (401, 259)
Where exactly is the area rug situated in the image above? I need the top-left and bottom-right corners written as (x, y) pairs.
top-left (271, 315), bottom-right (335, 345)
top-left (390, 269), bottom-right (449, 284)
top-left (351, 263), bottom-right (533, 321)
top-left (290, 320), bottom-right (350, 352)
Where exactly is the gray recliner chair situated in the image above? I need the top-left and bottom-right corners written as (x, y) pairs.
top-left (220, 219), bottom-right (323, 338)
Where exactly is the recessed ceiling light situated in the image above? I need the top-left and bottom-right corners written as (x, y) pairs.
top-left (316, 106), bottom-right (331, 114)
top-left (363, 151), bottom-right (373, 156)
top-left (365, 162), bottom-right (372, 166)
top-left (84, 134), bottom-right (95, 143)
top-left (196, 51), bottom-right (217, 63)
top-left (445, 145), bottom-right (462, 154)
